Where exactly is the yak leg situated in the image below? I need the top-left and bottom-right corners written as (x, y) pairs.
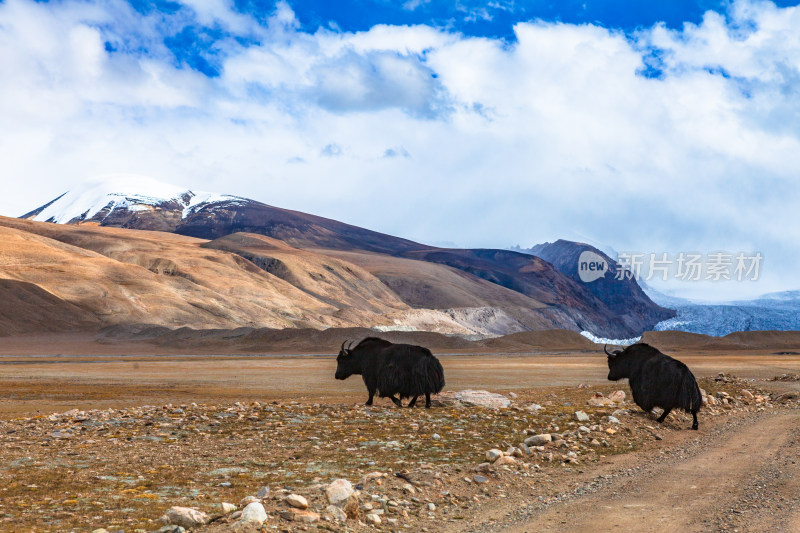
top-left (656, 407), bottom-right (672, 424)
top-left (365, 389), bottom-right (375, 406)
top-left (408, 396), bottom-right (418, 408)
top-left (388, 395), bottom-right (403, 407)
top-left (691, 411), bottom-right (699, 430)
top-left (425, 392), bottom-right (431, 409)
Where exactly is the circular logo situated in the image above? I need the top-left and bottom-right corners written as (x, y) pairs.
top-left (577, 250), bottom-right (608, 283)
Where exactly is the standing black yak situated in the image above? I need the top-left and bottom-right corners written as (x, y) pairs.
top-left (605, 343), bottom-right (702, 430)
top-left (335, 337), bottom-right (445, 408)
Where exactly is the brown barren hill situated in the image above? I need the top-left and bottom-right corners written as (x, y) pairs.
top-left (201, 233), bottom-right (409, 315)
top-left (0, 279), bottom-right (99, 336)
top-left (0, 218), bottom-right (355, 330)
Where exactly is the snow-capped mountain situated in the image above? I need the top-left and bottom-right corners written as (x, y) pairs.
top-left (21, 176), bottom-right (246, 226)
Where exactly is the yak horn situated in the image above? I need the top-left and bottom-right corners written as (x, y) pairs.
top-left (341, 340), bottom-right (349, 352)
top-left (604, 344), bottom-right (615, 357)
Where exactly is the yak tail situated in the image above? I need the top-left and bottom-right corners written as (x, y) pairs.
top-left (414, 356), bottom-right (445, 395)
top-left (682, 372), bottom-right (702, 413)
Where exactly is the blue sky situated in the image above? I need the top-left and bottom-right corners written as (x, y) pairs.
top-left (2, 0), bottom-right (800, 300)
top-left (131, 0), bottom-right (800, 76)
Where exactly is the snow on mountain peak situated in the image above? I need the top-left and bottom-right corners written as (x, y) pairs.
top-left (27, 175), bottom-right (243, 224)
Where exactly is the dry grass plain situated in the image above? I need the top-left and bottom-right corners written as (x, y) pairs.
top-left (2, 338), bottom-right (800, 532)
top-left (2, 346), bottom-right (800, 417)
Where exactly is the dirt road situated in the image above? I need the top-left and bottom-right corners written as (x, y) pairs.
top-left (481, 410), bottom-right (800, 533)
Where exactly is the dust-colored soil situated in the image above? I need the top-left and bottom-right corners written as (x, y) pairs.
top-left (1, 348), bottom-right (800, 532)
top-left (480, 410), bottom-right (800, 532)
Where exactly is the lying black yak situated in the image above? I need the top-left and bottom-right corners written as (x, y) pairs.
top-left (335, 337), bottom-right (445, 408)
top-left (605, 343), bottom-right (702, 430)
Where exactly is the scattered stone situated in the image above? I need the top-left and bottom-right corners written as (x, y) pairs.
top-left (286, 494), bottom-right (308, 509)
top-left (494, 455), bottom-right (516, 466)
top-left (155, 527), bottom-right (185, 533)
top-left (326, 505), bottom-right (347, 523)
top-left (365, 513), bottom-right (382, 525)
top-left (256, 486), bottom-right (270, 499)
top-left (240, 502), bottom-right (267, 523)
top-left (280, 509), bottom-right (320, 523)
top-left (221, 502), bottom-right (237, 515)
top-left (165, 506), bottom-right (210, 529)
top-left (473, 475), bottom-right (489, 484)
top-left (325, 479), bottom-right (354, 506)
top-left (239, 495), bottom-right (259, 507)
top-left (431, 433), bottom-right (441, 440)
top-left (575, 410), bottom-right (590, 422)
top-left (436, 390), bottom-right (511, 409)
top-left (609, 390), bottom-right (626, 403)
top-left (587, 393), bottom-right (616, 407)
top-left (486, 449), bottom-right (503, 462)
top-left (427, 503), bottom-right (436, 511)
top-left (524, 434), bottom-right (552, 446)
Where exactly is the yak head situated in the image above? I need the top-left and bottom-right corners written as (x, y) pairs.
top-left (604, 344), bottom-right (628, 381)
top-left (335, 340), bottom-right (357, 380)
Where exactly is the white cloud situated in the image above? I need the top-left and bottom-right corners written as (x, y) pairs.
top-left (1, 0), bottom-right (799, 300)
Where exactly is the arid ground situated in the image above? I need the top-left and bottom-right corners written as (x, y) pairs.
top-left (1, 339), bottom-right (800, 532)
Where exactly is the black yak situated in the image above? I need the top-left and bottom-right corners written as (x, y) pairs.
top-left (335, 337), bottom-right (445, 408)
top-left (605, 343), bottom-right (702, 430)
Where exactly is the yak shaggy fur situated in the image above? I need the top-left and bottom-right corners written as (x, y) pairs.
top-left (335, 337), bottom-right (445, 408)
top-left (606, 342), bottom-right (702, 430)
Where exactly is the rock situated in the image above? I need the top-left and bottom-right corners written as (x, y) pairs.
top-left (524, 434), bottom-right (552, 446)
top-left (427, 502), bottom-right (436, 511)
top-left (280, 509), bottom-right (320, 523)
top-left (494, 455), bottom-right (516, 466)
top-left (609, 390), bottom-right (626, 403)
top-left (436, 390), bottom-right (511, 409)
top-left (508, 392), bottom-right (518, 398)
top-left (256, 486), bottom-right (270, 499)
top-left (473, 475), bottom-right (489, 484)
top-left (525, 403), bottom-right (543, 412)
top-left (605, 416), bottom-right (620, 424)
top-left (91, 529), bottom-right (109, 533)
top-left (240, 502), bottom-right (267, 524)
top-left (611, 409), bottom-right (630, 418)
top-left (240, 495), bottom-right (259, 507)
top-left (221, 502), bottom-right (237, 515)
top-left (165, 506), bottom-right (210, 529)
top-left (741, 389), bottom-right (755, 399)
top-left (519, 442), bottom-right (531, 455)
top-left (365, 513), bottom-right (382, 525)
top-left (326, 505), bottom-right (347, 523)
top-left (587, 393), bottom-right (615, 407)
top-left (401, 483), bottom-right (416, 494)
top-left (486, 449), bottom-right (503, 462)
top-left (325, 479), bottom-right (354, 506)
top-left (575, 411), bottom-right (590, 422)
top-left (155, 527), bottom-right (185, 533)
top-left (578, 425), bottom-right (590, 433)
top-left (286, 494), bottom-right (308, 509)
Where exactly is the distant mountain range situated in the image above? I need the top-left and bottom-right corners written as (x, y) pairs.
top-left (643, 288), bottom-right (800, 337)
top-left (6, 177), bottom-right (673, 338)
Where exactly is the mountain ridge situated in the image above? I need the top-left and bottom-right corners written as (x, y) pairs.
top-left (15, 178), bottom-right (672, 337)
